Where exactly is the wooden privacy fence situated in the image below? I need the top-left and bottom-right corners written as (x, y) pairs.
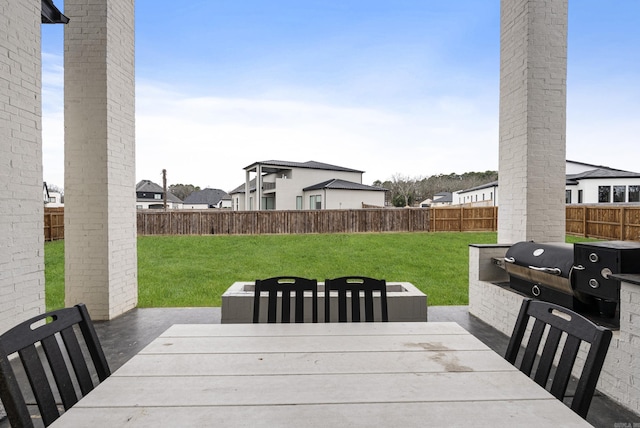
top-left (430, 205), bottom-right (640, 240)
top-left (44, 207), bottom-right (64, 241)
top-left (137, 208), bottom-right (431, 235)
top-left (429, 206), bottom-right (498, 232)
top-left (566, 205), bottom-right (640, 241)
top-left (46, 205), bottom-right (640, 240)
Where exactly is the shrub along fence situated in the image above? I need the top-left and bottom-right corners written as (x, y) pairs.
top-left (46, 205), bottom-right (640, 240)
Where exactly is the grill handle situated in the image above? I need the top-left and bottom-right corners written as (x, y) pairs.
top-left (527, 265), bottom-right (562, 276)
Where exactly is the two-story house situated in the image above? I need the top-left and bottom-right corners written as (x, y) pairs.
top-left (229, 160), bottom-right (387, 211)
top-left (136, 180), bottom-right (183, 209)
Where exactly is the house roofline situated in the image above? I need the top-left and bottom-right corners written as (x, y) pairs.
top-left (243, 160), bottom-right (363, 174)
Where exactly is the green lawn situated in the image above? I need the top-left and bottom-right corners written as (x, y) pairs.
top-left (45, 232), bottom-right (599, 311)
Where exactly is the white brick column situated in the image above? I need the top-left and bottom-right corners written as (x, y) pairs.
top-left (498, 0), bottom-right (567, 243)
top-left (0, 1), bottom-right (45, 333)
top-left (64, 0), bottom-right (137, 319)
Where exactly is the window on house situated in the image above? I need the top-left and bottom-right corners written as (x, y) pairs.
top-left (629, 186), bottom-right (640, 202)
top-left (598, 186), bottom-right (611, 203)
top-left (310, 195), bottom-right (322, 210)
top-left (262, 197), bottom-right (275, 210)
top-left (296, 196), bottom-right (302, 210)
top-left (565, 190), bottom-right (571, 204)
top-left (578, 190), bottom-right (583, 203)
top-left (154, 194), bottom-right (162, 200)
top-left (136, 205), bottom-right (143, 209)
top-left (613, 186), bottom-right (626, 203)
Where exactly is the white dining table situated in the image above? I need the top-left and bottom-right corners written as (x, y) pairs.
top-left (50, 322), bottom-right (592, 427)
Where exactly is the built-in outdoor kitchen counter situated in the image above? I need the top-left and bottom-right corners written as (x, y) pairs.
top-left (468, 243), bottom-right (640, 417)
top-left (489, 241), bottom-right (640, 329)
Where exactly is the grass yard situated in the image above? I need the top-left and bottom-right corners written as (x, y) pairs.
top-left (45, 232), bottom-right (599, 311)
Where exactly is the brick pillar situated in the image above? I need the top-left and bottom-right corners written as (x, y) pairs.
top-left (0, 1), bottom-right (45, 333)
top-left (498, 0), bottom-right (567, 243)
top-left (64, 0), bottom-right (137, 319)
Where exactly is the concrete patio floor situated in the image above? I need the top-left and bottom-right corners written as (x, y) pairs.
top-left (1, 306), bottom-right (639, 427)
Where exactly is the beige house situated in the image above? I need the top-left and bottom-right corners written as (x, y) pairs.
top-left (230, 160), bottom-right (387, 211)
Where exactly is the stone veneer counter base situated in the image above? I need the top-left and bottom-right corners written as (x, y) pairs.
top-left (468, 244), bottom-right (640, 417)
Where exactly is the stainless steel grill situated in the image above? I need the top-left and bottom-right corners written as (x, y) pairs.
top-left (496, 240), bottom-right (640, 325)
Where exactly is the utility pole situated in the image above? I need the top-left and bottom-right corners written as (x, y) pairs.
top-left (162, 169), bottom-right (167, 211)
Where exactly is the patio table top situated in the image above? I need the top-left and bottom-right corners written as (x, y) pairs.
top-left (49, 322), bottom-right (592, 427)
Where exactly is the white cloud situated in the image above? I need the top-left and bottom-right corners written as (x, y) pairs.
top-left (566, 78), bottom-right (640, 171)
top-left (41, 53), bottom-right (65, 188)
top-left (40, 0), bottom-right (638, 192)
top-left (134, 81), bottom-right (499, 190)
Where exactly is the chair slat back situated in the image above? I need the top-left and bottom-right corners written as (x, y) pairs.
top-left (40, 334), bottom-right (79, 409)
top-left (324, 277), bottom-right (388, 322)
top-left (505, 299), bottom-right (612, 419)
top-left (0, 304), bottom-right (111, 427)
top-left (253, 277), bottom-right (318, 323)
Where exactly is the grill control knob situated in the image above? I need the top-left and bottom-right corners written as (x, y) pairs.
top-left (589, 278), bottom-right (600, 289)
top-left (589, 253), bottom-right (599, 263)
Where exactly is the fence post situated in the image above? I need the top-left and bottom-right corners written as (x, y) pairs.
top-left (583, 206), bottom-right (587, 238)
top-left (45, 211), bottom-right (50, 241)
top-left (620, 206), bottom-right (625, 240)
top-left (430, 207), bottom-right (435, 232)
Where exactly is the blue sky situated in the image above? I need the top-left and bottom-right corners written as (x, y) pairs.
top-left (41, 1), bottom-right (640, 192)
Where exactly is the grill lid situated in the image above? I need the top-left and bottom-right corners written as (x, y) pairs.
top-left (505, 241), bottom-right (574, 279)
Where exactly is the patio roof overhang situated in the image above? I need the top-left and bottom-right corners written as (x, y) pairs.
top-left (41, 0), bottom-right (69, 24)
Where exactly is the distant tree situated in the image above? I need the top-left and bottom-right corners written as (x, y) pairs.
top-left (374, 170), bottom-right (498, 207)
top-left (47, 183), bottom-right (64, 195)
top-left (416, 171), bottom-right (498, 201)
top-left (372, 179), bottom-right (392, 206)
top-left (47, 183), bottom-right (64, 203)
top-left (168, 184), bottom-right (200, 200)
top-left (390, 173), bottom-right (422, 207)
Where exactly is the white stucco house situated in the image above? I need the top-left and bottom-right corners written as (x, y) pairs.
top-left (43, 182), bottom-right (63, 207)
top-left (45, 191), bottom-right (63, 207)
top-left (229, 160), bottom-right (387, 211)
top-left (419, 192), bottom-right (453, 208)
top-left (453, 160), bottom-right (640, 206)
top-left (565, 161), bottom-right (640, 204)
top-left (455, 182), bottom-right (500, 207)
